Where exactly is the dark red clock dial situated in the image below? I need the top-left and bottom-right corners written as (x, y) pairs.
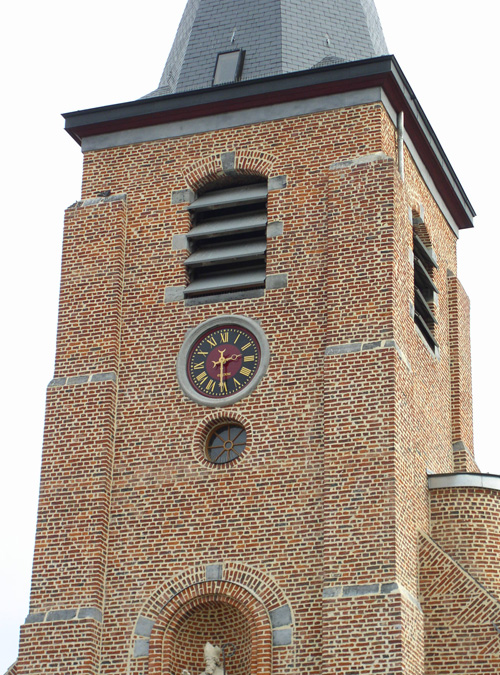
top-left (187, 325), bottom-right (260, 399)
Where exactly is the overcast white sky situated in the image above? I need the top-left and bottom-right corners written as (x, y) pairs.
top-left (0, 0), bottom-right (498, 670)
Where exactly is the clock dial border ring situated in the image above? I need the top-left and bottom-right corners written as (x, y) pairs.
top-left (176, 315), bottom-right (270, 407)
top-left (187, 325), bottom-right (261, 399)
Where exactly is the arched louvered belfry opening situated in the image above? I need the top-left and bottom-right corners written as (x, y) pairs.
top-left (183, 175), bottom-right (268, 299)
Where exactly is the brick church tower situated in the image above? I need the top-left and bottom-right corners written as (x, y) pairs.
top-left (9, 1), bottom-right (500, 673)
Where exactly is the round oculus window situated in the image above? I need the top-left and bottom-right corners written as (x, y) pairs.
top-left (206, 423), bottom-right (247, 464)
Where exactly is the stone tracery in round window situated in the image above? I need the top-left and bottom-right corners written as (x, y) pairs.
top-left (205, 423), bottom-right (247, 464)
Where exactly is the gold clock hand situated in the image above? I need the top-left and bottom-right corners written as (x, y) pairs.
top-left (212, 349), bottom-right (227, 368)
top-left (219, 360), bottom-right (224, 390)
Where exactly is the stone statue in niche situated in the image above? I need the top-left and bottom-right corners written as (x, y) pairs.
top-left (181, 641), bottom-right (225, 675)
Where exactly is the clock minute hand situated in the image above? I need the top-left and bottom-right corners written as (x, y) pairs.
top-left (219, 359), bottom-right (225, 390)
top-left (213, 349), bottom-right (226, 390)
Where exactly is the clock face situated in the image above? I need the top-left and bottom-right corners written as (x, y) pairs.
top-left (187, 325), bottom-right (261, 399)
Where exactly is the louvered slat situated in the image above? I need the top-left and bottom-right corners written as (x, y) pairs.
top-left (413, 234), bottom-right (437, 269)
top-left (184, 269), bottom-right (266, 296)
top-left (415, 287), bottom-right (438, 325)
top-left (414, 312), bottom-right (439, 348)
top-left (185, 240), bottom-right (267, 267)
top-left (184, 181), bottom-right (268, 297)
top-left (187, 184), bottom-right (268, 212)
top-left (187, 211), bottom-right (267, 241)
top-left (414, 257), bottom-right (439, 296)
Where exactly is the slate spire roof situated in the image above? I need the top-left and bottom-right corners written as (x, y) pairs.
top-left (146, 0), bottom-right (388, 97)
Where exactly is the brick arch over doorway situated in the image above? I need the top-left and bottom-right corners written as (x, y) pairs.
top-left (130, 562), bottom-right (294, 675)
top-left (155, 585), bottom-right (269, 675)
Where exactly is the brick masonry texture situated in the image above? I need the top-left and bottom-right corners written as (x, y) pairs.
top-left (17, 619), bottom-right (102, 675)
top-left (13, 94), bottom-right (498, 675)
top-left (420, 534), bottom-right (500, 673)
top-left (54, 197), bottom-right (126, 378)
top-left (28, 380), bottom-right (116, 613)
top-left (430, 486), bottom-right (500, 600)
top-left (447, 275), bottom-right (475, 469)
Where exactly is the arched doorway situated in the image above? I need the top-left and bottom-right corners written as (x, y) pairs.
top-left (164, 594), bottom-right (254, 675)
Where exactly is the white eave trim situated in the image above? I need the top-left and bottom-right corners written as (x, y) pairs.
top-left (428, 473), bottom-right (500, 492)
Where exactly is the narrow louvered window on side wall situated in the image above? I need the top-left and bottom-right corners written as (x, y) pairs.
top-left (183, 182), bottom-right (267, 299)
top-left (413, 220), bottom-right (439, 352)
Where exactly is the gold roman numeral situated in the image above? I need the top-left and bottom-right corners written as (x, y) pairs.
top-left (233, 378), bottom-right (241, 387)
top-left (206, 336), bottom-right (217, 347)
top-left (196, 372), bottom-right (208, 384)
top-left (243, 355), bottom-right (255, 362)
top-left (241, 341), bottom-right (252, 351)
top-left (240, 367), bottom-right (251, 376)
top-left (206, 379), bottom-right (216, 393)
top-left (220, 331), bottom-right (229, 343)
top-left (234, 334), bottom-right (240, 343)
top-left (193, 362), bottom-right (204, 370)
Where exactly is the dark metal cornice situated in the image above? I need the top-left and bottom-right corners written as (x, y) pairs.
top-left (63, 55), bottom-right (474, 229)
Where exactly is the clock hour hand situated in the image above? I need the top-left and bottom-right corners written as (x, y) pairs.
top-left (212, 349), bottom-right (227, 368)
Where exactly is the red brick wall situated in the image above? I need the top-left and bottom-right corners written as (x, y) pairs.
top-left (323, 592), bottom-right (424, 675)
top-left (29, 381), bottom-right (115, 611)
top-left (54, 197), bottom-right (126, 378)
top-left (17, 620), bottom-right (101, 675)
top-left (447, 276), bottom-right (476, 470)
top-left (430, 486), bottom-right (500, 600)
top-left (419, 533), bottom-right (500, 674)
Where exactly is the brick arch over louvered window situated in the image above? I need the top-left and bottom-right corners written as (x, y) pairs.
top-left (183, 151), bottom-right (276, 192)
